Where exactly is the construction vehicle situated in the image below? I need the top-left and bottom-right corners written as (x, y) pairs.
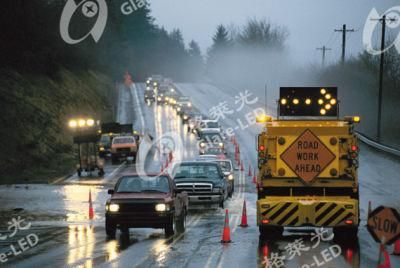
top-left (256, 87), bottom-right (360, 239)
top-left (68, 118), bottom-right (105, 177)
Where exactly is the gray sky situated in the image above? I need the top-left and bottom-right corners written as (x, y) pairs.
top-left (150, 0), bottom-right (398, 65)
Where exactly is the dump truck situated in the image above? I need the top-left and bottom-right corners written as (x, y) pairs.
top-left (256, 87), bottom-right (360, 239)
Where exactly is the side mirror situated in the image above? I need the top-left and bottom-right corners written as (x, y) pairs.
top-left (108, 189), bottom-right (114, 195)
top-left (223, 171), bottom-right (230, 177)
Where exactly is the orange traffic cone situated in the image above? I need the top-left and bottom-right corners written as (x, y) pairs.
top-left (377, 241), bottom-right (391, 268)
top-left (221, 209), bottom-right (232, 243)
top-left (393, 239), bottom-right (400, 255)
top-left (240, 161), bottom-right (244, 171)
top-left (248, 164), bottom-right (252, 176)
top-left (239, 200), bottom-right (248, 227)
top-left (88, 189), bottom-right (94, 220)
top-left (252, 170), bottom-right (257, 184)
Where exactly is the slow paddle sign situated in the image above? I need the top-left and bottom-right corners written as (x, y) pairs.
top-left (367, 206), bottom-right (400, 245)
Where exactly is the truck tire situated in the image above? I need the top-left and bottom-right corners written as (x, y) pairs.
top-left (219, 199), bottom-right (225, 209)
top-left (105, 218), bottom-right (116, 238)
top-left (259, 226), bottom-right (283, 239)
top-left (165, 215), bottom-right (175, 237)
top-left (176, 209), bottom-right (186, 233)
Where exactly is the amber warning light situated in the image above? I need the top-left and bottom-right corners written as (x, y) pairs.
top-left (279, 87), bottom-right (338, 117)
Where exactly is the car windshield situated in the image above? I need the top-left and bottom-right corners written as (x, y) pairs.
top-left (216, 161), bottom-right (232, 172)
top-left (113, 137), bottom-right (135, 144)
top-left (116, 176), bottom-right (170, 193)
top-left (173, 164), bottom-right (221, 180)
top-left (201, 133), bottom-right (223, 143)
top-left (206, 122), bottom-right (219, 128)
top-left (206, 148), bottom-right (223, 154)
top-left (100, 135), bottom-right (110, 143)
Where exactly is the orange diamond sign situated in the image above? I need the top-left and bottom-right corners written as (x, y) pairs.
top-left (280, 129), bottom-right (335, 184)
top-left (367, 206), bottom-right (400, 245)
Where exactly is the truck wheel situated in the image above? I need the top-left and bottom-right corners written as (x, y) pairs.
top-left (259, 226), bottom-right (283, 239)
top-left (105, 218), bottom-right (116, 239)
top-left (165, 215), bottom-right (175, 237)
top-left (333, 226), bottom-right (358, 240)
top-left (219, 199), bottom-right (225, 209)
top-left (176, 209), bottom-right (186, 233)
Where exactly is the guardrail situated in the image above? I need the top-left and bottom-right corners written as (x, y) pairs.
top-left (356, 132), bottom-right (400, 157)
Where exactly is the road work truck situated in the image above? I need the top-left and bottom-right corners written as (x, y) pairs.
top-left (256, 87), bottom-right (360, 239)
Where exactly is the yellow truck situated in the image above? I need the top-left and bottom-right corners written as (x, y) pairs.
top-left (256, 87), bottom-right (360, 239)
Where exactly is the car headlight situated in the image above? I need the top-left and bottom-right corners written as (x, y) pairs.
top-left (188, 102), bottom-right (192, 107)
top-left (200, 142), bottom-right (205, 147)
top-left (99, 147), bottom-right (105, 151)
top-left (177, 107), bottom-right (181, 112)
top-left (212, 187), bottom-right (222, 193)
top-left (183, 115), bottom-right (188, 120)
top-left (219, 142), bottom-right (224, 148)
top-left (228, 174), bottom-right (234, 180)
top-left (155, 204), bottom-right (169, 212)
top-left (108, 204), bottom-right (120, 212)
top-left (158, 97), bottom-right (162, 101)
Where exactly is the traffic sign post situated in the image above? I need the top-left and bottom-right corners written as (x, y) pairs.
top-left (367, 206), bottom-right (400, 245)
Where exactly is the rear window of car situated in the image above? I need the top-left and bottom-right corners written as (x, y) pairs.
top-left (173, 163), bottom-right (221, 179)
top-left (113, 137), bottom-right (135, 144)
top-left (116, 176), bottom-right (170, 193)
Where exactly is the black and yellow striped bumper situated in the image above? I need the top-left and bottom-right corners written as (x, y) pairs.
top-left (257, 196), bottom-right (359, 227)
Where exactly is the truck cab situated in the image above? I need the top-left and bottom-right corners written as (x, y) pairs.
top-left (256, 87), bottom-right (360, 239)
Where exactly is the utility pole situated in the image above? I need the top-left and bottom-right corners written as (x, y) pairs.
top-left (316, 46), bottom-right (332, 67)
top-left (334, 24), bottom-right (354, 64)
top-left (370, 15), bottom-right (396, 142)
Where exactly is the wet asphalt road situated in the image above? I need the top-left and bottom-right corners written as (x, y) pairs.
top-left (0, 83), bottom-right (399, 267)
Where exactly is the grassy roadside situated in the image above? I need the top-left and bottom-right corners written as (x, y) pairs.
top-left (0, 69), bottom-right (115, 184)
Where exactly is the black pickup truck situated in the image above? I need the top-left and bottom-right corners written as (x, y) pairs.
top-left (172, 161), bottom-right (229, 209)
top-left (105, 173), bottom-right (188, 237)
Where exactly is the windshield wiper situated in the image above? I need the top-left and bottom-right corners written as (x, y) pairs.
top-left (141, 189), bottom-right (166, 193)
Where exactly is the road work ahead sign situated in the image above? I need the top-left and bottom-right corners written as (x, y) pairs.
top-left (367, 206), bottom-right (400, 245)
top-left (281, 129), bottom-right (335, 184)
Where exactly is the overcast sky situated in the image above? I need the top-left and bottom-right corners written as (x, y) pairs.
top-left (150, 0), bottom-right (398, 66)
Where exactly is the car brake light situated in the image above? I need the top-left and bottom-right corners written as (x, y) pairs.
top-left (351, 145), bottom-right (358, 152)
